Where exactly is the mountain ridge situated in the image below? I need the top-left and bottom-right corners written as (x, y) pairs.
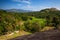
top-left (3, 9), bottom-right (32, 12)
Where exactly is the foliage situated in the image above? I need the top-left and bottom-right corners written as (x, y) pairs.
top-left (24, 17), bottom-right (46, 33)
top-left (0, 8), bottom-right (60, 35)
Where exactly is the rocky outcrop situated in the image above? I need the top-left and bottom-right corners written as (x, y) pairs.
top-left (9, 30), bottom-right (60, 40)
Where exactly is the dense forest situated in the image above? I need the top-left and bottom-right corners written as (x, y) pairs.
top-left (0, 8), bottom-right (60, 35)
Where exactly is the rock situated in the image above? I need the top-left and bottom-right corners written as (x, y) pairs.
top-left (9, 30), bottom-right (60, 40)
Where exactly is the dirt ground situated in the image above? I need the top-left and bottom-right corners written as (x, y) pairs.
top-left (9, 30), bottom-right (60, 40)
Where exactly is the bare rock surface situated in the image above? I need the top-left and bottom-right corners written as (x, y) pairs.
top-left (9, 30), bottom-right (60, 40)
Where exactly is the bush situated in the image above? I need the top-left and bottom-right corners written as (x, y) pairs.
top-left (24, 20), bottom-right (42, 33)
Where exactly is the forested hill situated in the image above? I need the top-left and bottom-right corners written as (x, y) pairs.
top-left (28, 8), bottom-right (60, 18)
top-left (0, 8), bottom-right (60, 36)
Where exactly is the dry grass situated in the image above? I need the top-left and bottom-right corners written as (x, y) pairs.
top-left (0, 31), bottom-right (31, 40)
top-left (41, 26), bottom-right (55, 31)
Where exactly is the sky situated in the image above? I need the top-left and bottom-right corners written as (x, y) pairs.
top-left (0, 0), bottom-right (60, 11)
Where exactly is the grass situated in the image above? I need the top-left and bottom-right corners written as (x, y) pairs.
top-left (28, 17), bottom-right (46, 26)
top-left (28, 17), bottom-right (46, 23)
top-left (0, 31), bottom-right (31, 40)
top-left (41, 26), bottom-right (55, 31)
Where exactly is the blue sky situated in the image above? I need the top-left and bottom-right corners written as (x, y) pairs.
top-left (0, 0), bottom-right (60, 11)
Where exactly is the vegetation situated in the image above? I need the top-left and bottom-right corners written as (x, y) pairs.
top-left (0, 8), bottom-right (60, 36)
top-left (0, 31), bottom-right (31, 40)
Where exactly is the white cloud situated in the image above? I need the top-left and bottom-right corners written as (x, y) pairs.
top-left (13, 0), bottom-right (31, 4)
top-left (12, 0), bottom-right (33, 10)
top-left (23, 1), bottom-right (31, 4)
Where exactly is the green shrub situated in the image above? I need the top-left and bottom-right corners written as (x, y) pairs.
top-left (24, 18), bottom-right (46, 33)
